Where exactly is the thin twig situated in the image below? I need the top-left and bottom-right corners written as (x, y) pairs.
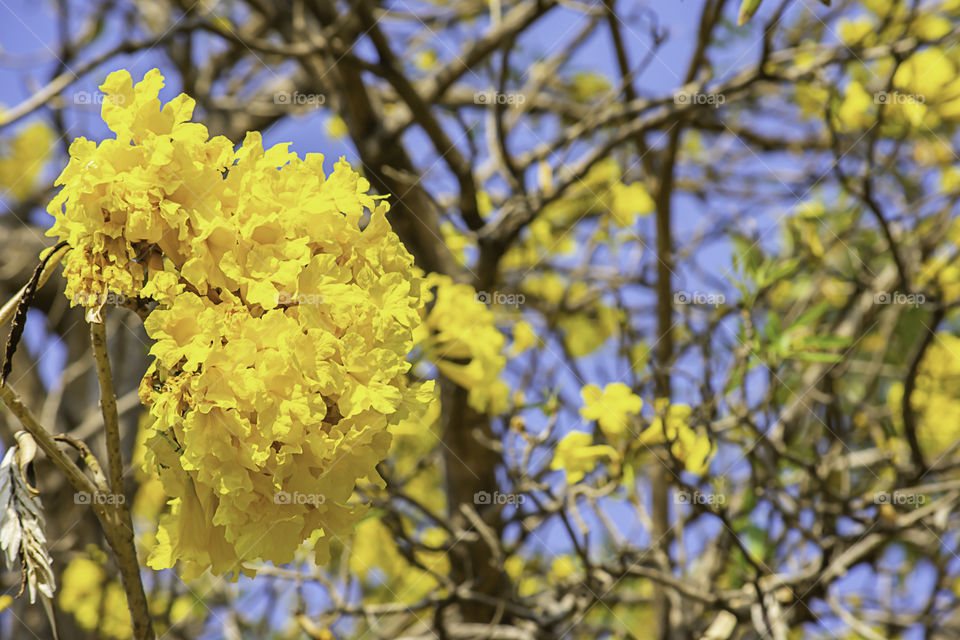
top-left (0, 383), bottom-right (99, 499)
top-left (89, 319), bottom-right (155, 640)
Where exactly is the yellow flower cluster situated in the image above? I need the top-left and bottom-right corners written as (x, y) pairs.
top-left (59, 550), bottom-right (203, 637)
top-left (550, 431), bottom-right (617, 484)
top-left (521, 273), bottom-right (623, 357)
top-left (835, 11), bottom-right (960, 133)
top-left (47, 69), bottom-right (432, 579)
top-left (580, 383), bottom-right (643, 441)
top-left (501, 158), bottom-right (653, 272)
top-left (349, 518), bottom-right (450, 604)
top-left (418, 273), bottom-right (508, 414)
top-left (888, 333), bottom-right (960, 456)
top-left (0, 121), bottom-right (53, 200)
top-left (556, 390), bottom-right (714, 484)
top-left (59, 556), bottom-right (132, 639)
top-left (640, 400), bottom-right (714, 475)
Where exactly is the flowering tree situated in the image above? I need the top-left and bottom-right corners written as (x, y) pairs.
top-left (1, 1), bottom-right (960, 639)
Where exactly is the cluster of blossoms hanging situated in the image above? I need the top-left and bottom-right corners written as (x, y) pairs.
top-left (46, 69), bottom-right (433, 579)
top-left (417, 273), bottom-right (509, 415)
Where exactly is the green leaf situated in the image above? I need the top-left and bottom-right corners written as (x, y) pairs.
top-left (725, 367), bottom-right (744, 394)
top-left (775, 333), bottom-right (792, 357)
top-left (731, 234), bottom-right (763, 276)
top-left (766, 311), bottom-right (782, 338)
top-left (789, 302), bottom-right (830, 332)
top-left (763, 258), bottom-right (800, 286)
top-left (801, 335), bottom-right (852, 350)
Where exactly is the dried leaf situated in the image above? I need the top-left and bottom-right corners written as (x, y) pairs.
top-left (13, 431), bottom-right (38, 495)
top-left (1, 242), bottom-right (69, 384)
top-left (0, 446), bottom-right (55, 603)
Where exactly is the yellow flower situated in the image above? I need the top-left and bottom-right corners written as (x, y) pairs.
top-left (837, 80), bottom-right (874, 131)
top-left (549, 556), bottom-right (578, 582)
top-left (47, 68), bottom-right (236, 309)
top-left (639, 400), bottom-right (714, 475)
top-left (510, 320), bottom-right (537, 357)
top-left (579, 383), bottom-right (643, 441)
top-left (558, 304), bottom-right (622, 357)
top-left (47, 69), bottom-right (433, 580)
top-left (326, 115), bottom-right (348, 138)
top-left (441, 221), bottom-right (472, 266)
top-left (609, 181), bottom-right (654, 226)
top-left (349, 517), bottom-right (449, 604)
top-left (888, 333), bottom-right (960, 456)
top-left (418, 273), bottom-right (509, 414)
top-left (837, 17), bottom-right (875, 46)
top-left (550, 431), bottom-right (618, 484)
top-left (0, 122), bottom-right (53, 200)
top-left (59, 556), bottom-right (132, 640)
top-left (500, 158), bottom-right (648, 271)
